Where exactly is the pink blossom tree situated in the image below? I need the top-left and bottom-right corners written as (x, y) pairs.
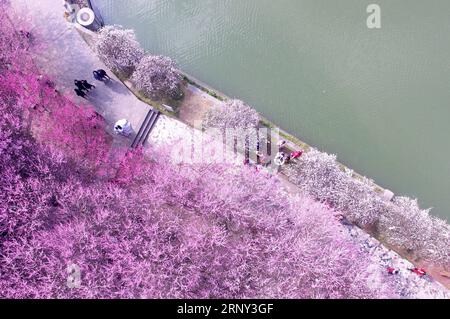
top-left (0, 62), bottom-right (395, 297)
top-left (37, 97), bottom-right (112, 168)
top-left (1, 1), bottom-right (444, 299)
top-left (0, 4), bottom-right (39, 75)
top-left (1, 67), bottom-right (111, 169)
top-left (131, 55), bottom-right (183, 100)
top-left (2, 53), bottom-right (395, 297)
top-left (0, 62), bottom-right (396, 298)
top-left (0, 142), bottom-right (395, 298)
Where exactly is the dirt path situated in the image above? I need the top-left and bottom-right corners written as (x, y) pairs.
top-left (179, 85), bottom-right (223, 127)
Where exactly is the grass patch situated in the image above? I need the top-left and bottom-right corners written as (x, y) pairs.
top-left (183, 76), bottom-right (225, 101)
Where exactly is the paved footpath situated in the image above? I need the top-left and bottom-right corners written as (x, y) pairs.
top-left (10, 0), bottom-right (449, 298)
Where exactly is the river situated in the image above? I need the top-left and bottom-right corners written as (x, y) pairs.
top-left (92, 0), bottom-right (450, 220)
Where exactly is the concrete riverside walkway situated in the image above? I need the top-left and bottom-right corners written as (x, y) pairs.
top-left (10, 0), bottom-right (449, 298)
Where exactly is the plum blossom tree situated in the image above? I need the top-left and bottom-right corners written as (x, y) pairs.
top-left (0, 1), bottom-right (446, 298)
top-left (131, 55), bottom-right (183, 100)
top-left (94, 25), bottom-right (144, 77)
top-left (203, 99), bottom-right (260, 131)
top-left (1, 65), bottom-right (111, 169)
top-left (0, 4), bottom-right (37, 74)
top-left (1, 37), bottom-right (395, 296)
top-left (283, 149), bottom-right (450, 266)
top-left (0, 44), bottom-right (394, 298)
top-left (0, 73), bottom-right (89, 241)
top-left (0, 138), bottom-right (395, 298)
top-left (380, 197), bottom-right (433, 254)
top-left (203, 99), bottom-right (260, 151)
top-left (380, 197), bottom-right (450, 264)
top-left (283, 149), bottom-right (383, 227)
top-left (37, 97), bottom-right (111, 168)
top-left (0, 1), bottom-right (111, 167)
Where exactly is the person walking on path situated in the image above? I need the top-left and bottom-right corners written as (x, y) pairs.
top-left (93, 69), bottom-right (111, 82)
top-left (74, 88), bottom-right (86, 99)
top-left (277, 140), bottom-right (286, 150)
top-left (81, 80), bottom-right (95, 91)
top-left (74, 79), bottom-right (85, 92)
top-left (97, 69), bottom-right (111, 80)
top-left (93, 70), bottom-right (103, 82)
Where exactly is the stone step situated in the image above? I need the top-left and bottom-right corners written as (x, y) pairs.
top-left (131, 109), bottom-right (160, 149)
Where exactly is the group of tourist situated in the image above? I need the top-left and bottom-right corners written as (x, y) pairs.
top-left (72, 67), bottom-right (131, 135)
top-left (244, 139), bottom-right (304, 169)
top-left (273, 140), bottom-right (303, 166)
top-left (273, 149), bottom-right (304, 166)
top-left (387, 266), bottom-right (428, 277)
top-left (73, 69), bottom-right (111, 99)
top-left (73, 79), bottom-right (95, 98)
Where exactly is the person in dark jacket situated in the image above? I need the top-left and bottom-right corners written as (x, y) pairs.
top-left (93, 70), bottom-right (103, 82)
top-left (97, 69), bottom-right (111, 80)
top-left (80, 80), bottom-right (95, 91)
top-left (74, 79), bottom-right (85, 91)
top-left (74, 88), bottom-right (86, 99)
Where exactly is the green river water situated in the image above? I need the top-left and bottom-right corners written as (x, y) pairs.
top-left (93, 0), bottom-right (450, 220)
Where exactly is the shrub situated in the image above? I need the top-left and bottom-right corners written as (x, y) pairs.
top-left (94, 25), bottom-right (144, 77)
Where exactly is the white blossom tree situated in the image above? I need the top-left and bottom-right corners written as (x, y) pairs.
top-left (131, 55), bottom-right (182, 100)
top-left (284, 149), bottom-right (450, 266)
top-left (380, 197), bottom-right (450, 264)
top-left (283, 149), bottom-right (385, 227)
top-left (203, 99), bottom-right (260, 131)
top-left (203, 99), bottom-right (260, 152)
top-left (94, 25), bottom-right (144, 77)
